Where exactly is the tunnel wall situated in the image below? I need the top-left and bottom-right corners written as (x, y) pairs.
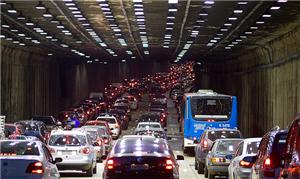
top-left (200, 26), bottom-right (300, 137)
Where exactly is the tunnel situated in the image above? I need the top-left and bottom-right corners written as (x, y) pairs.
top-left (1, 1), bottom-right (300, 140)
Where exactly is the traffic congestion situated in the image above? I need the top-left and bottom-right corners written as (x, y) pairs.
top-left (1, 62), bottom-right (300, 179)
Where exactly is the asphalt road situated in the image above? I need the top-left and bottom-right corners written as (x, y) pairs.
top-left (61, 94), bottom-right (206, 179)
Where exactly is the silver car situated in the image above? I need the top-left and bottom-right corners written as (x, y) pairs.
top-left (48, 130), bottom-right (97, 177)
top-left (0, 139), bottom-right (62, 179)
top-left (228, 138), bottom-right (262, 179)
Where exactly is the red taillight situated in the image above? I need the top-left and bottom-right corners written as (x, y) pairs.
top-left (87, 111), bottom-right (90, 115)
top-left (239, 160), bottom-right (253, 168)
top-left (202, 139), bottom-right (208, 148)
top-left (263, 157), bottom-right (275, 177)
top-left (80, 147), bottom-right (91, 154)
top-left (26, 162), bottom-right (44, 174)
top-left (107, 159), bottom-right (114, 169)
top-left (104, 139), bottom-right (109, 144)
top-left (165, 159), bottom-right (174, 170)
top-left (65, 114), bottom-right (68, 118)
top-left (207, 119), bottom-right (215, 122)
top-left (264, 157), bottom-right (271, 167)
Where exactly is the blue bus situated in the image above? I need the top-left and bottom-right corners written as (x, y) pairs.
top-left (181, 90), bottom-right (238, 152)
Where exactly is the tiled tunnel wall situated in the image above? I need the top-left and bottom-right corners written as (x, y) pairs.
top-left (200, 26), bottom-right (300, 137)
top-left (0, 46), bottom-right (169, 122)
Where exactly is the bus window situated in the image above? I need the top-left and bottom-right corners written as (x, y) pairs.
top-left (190, 97), bottom-right (232, 121)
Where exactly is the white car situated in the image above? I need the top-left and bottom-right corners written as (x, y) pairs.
top-left (96, 114), bottom-right (121, 139)
top-left (228, 138), bottom-right (262, 179)
top-left (48, 130), bottom-right (97, 177)
top-left (0, 139), bottom-right (61, 179)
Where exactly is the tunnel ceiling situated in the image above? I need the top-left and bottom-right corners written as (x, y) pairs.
top-left (1, 0), bottom-right (300, 63)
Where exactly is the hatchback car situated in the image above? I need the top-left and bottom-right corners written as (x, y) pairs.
top-left (195, 128), bottom-right (242, 174)
top-left (96, 114), bottom-right (121, 139)
top-left (0, 140), bottom-right (62, 179)
top-left (228, 138), bottom-right (262, 179)
top-left (103, 135), bottom-right (184, 179)
top-left (280, 114), bottom-right (300, 179)
top-left (250, 128), bottom-right (288, 179)
top-left (48, 130), bottom-right (97, 177)
top-left (205, 138), bottom-right (243, 179)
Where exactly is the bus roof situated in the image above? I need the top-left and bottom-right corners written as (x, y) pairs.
top-left (184, 91), bottom-right (233, 98)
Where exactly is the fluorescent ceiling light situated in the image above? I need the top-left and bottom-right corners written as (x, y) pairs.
top-left (40, 32), bottom-right (47, 35)
top-left (224, 23), bottom-right (232, 26)
top-left (228, 17), bottom-right (238, 20)
top-left (51, 38), bottom-right (58, 41)
top-left (210, 40), bottom-right (217, 43)
top-left (236, 39), bottom-right (242, 42)
top-left (169, 9), bottom-right (178, 12)
top-left (57, 25), bottom-right (65, 28)
top-left (77, 18), bottom-right (86, 21)
top-left (19, 43), bottom-right (25, 46)
top-left (270, 6), bottom-right (280, 10)
top-left (6, 38), bottom-right (13, 41)
top-left (166, 27), bottom-right (173, 30)
top-left (168, 0), bottom-right (178, 4)
top-left (167, 22), bottom-right (174, 25)
top-left (61, 44), bottom-right (69, 48)
top-left (262, 14), bottom-right (272, 18)
top-left (134, 8), bottom-right (143, 11)
top-left (46, 36), bottom-right (53, 39)
top-left (13, 41), bottom-right (20, 44)
top-left (238, 1), bottom-right (248, 5)
top-left (18, 33), bottom-right (25, 37)
top-left (68, 7), bottom-right (78, 10)
top-left (26, 22), bottom-right (34, 26)
top-left (220, 28), bottom-right (228, 32)
top-left (250, 26), bottom-right (258, 30)
top-left (199, 13), bottom-right (208, 16)
top-left (65, 3), bottom-right (76, 6)
top-left (234, 10), bottom-right (243, 13)
top-left (35, 1), bottom-right (45, 10)
top-left (245, 31), bottom-right (252, 34)
top-left (82, 23), bottom-right (90, 26)
top-left (8, 9), bottom-right (17, 13)
top-left (207, 43), bottom-right (214, 46)
top-left (25, 37), bottom-right (32, 40)
top-left (204, 1), bottom-right (215, 5)
top-left (214, 37), bottom-right (221, 40)
top-left (167, 16), bottom-right (175, 19)
top-left (277, 0), bottom-right (287, 2)
top-left (225, 47), bottom-right (231, 49)
top-left (240, 35), bottom-right (247, 38)
top-left (101, 8), bottom-right (110, 11)
top-left (74, 14), bottom-right (83, 17)
top-left (2, 24), bottom-right (10, 28)
top-left (11, 29), bottom-right (18, 32)
top-left (135, 11), bottom-right (144, 15)
top-left (163, 46), bottom-right (169, 48)
top-left (71, 11), bottom-right (81, 14)
top-left (256, 21), bottom-right (264, 24)
top-left (133, 0), bottom-right (143, 2)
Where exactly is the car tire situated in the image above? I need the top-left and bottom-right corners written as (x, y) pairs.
top-left (195, 159), bottom-right (198, 170)
top-left (93, 165), bottom-right (97, 174)
top-left (204, 166), bottom-right (208, 178)
top-left (208, 171), bottom-right (214, 179)
top-left (86, 165), bottom-right (93, 177)
top-left (198, 162), bottom-right (204, 174)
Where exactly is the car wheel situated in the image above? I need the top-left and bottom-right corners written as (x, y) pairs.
top-left (195, 159), bottom-right (198, 170)
top-left (198, 162), bottom-right (204, 174)
top-left (208, 171), bottom-right (214, 179)
top-left (86, 165), bottom-right (93, 177)
top-left (93, 165), bottom-right (97, 174)
top-left (204, 166), bottom-right (208, 178)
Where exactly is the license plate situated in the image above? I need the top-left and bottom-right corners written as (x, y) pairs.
top-left (130, 164), bottom-right (149, 170)
top-left (62, 151), bottom-right (76, 155)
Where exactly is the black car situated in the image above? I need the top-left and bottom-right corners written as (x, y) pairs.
top-left (103, 136), bottom-right (184, 179)
top-left (14, 120), bottom-right (49, 143)
top-left (31, 116), bottom-right (62, 130)
top-left (138, 112), bottom-right (161, 123)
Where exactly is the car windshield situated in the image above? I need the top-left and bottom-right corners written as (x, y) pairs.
top-left (246, 141), bottom-right (260, 154)
top-left (0, 141), bottom-right (39, 156)
top-left (32, 117), bottom-right (54, 125)
top-left (138, 124), bottom-right (161, 129)
top-left (112, 139), bottom-right (168, 155)
top-left (216, 140), bottom-right (242, 154)
top-left (48, 135), bottom-right (86, 146)
top-left (191, 97), bottom-right (232, 121)
top-left (207, 130), bottom-right (241, 141)
top-left (97, 118), bottom-right (116, 124)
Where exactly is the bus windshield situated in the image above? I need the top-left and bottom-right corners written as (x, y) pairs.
top-left (190, 97), bottom-right (232, 121)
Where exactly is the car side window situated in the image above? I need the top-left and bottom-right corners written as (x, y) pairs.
top-left (235, 142), bottom-right (243, 157)
top-left (42, 145), bottom-right (53, 163)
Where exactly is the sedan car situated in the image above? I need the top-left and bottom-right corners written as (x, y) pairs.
top-left (96, 114), bottom-right (121, 139)
top-left (0, 139), bottom-right (62, 179)
top-left (205, 138), bottom-right (243, 179)
top-left (4, 123), bottom-right (25, 138)
top-left (122, 95), bottom-right (138, 110)
top-left (103, 135), bottom-right (184, 179)
top-left (228, 138), bottom-right (262, 179)
top-left (195, 128), bottom-right (242, 174)
top-left (48, 130), bottom-right (97, 177)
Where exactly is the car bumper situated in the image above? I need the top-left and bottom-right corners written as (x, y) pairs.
top-left (207, 165), bottom-right (229, 176)
top-left (237, 167), bottom-right (251, 178)
top-left (57, 160), bottom-right (93, 171)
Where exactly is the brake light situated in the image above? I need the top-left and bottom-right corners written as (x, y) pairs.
top-left (80, 147), bottom-right (91, 154)
top-left (65, 114), bottom-right (68, 118)
top-left (211, 157), bottom-right (226, 163)
top-left (104, 139), bottom-right (109, 144)
top-left (107, 159), bottom-right (114, 169)
top-left (87, 111), bottom-right (90, 115)
top-left (263, 157), bottom-right (275, 177)
top-left (239, 160), bottom-right (253, 168)
top-left (97, 139), bottom-right (102, 146)
top-left (207, 119), bottom-right (215, 122)
top-left (26, 162), bottom-right (44, 174)
top-left (165, 159), bottom-right (174, 170)
top-left (264, 157), bottom-right (271, 167)
top-left (202, 139), bottom-right (208, 148)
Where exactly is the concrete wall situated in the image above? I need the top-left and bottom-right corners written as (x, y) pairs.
top-left (199, 26), bottom-right (300, 137)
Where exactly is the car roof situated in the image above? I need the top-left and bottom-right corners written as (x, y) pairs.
top-left (205, 128), bottom-right (240, 132)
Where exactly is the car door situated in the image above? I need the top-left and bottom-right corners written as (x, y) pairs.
top-left (230, 142), bottom-right (244, 177)
top-left (42, 145), bottom-right (60, 179)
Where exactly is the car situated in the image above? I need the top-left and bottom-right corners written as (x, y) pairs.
top-left (0, 139), bottom-right (62, 179)
top-left (151, 94), bottom-right (168, 104)
top-left (15, 120), bottom-right (49, 143)
top-left (48, 130), bottom-right (97, 177)
top-left (31, 116), bottom-right (62, 130)
top-left (122, 95), bottom-right (138, 110)
top-left (109, 109), bottom-right (129, 130)
top-left (102, 135), bottom-right (184, 179)
top-left (76, 126), bottom-right (106, 162)
top-left (228, 138), bottom-right (262, 179)
top-left (280, 114), bottom-right (300, 179)
top-left (96, 114), bottom-right (121, 139)
top-left (195, 128), bottom-right (243, 174)
top-left (84, 120), bottom-right (112, 134)
top-left (250, 127), bottom-right (288, 179)
top-left (205, 138), bottom-right (243, 179)
top-left (4, 123), bottom-right (25, 138)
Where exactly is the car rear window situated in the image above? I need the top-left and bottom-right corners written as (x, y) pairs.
top-left (246, 141), bottom-right (260, 154)
top-left (216, 140), bottom-right (242, 154)
top-left (5, 125), bottom-right (16, 134)
top-left (208, 130), bottom-right (241, 141)
top-left (0, 141), bottom-right (39, 156)
top-left (49, 135), bottom-right (86, 146)
top-left (138, 124), bottom-right (161, 129)
top-left (86, 131), bottom-right (98, 141)
top-left (97, 117), bottom-right (116, 124)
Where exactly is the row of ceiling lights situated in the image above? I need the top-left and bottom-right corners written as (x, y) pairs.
top-left (133, 0), bottom-right (149, 55)
top-left (224, 0), bottom-right (288, 50)
top-left (174, 0), bottom-right (216, 62)
top-left (163, 0), bottom-right (179, 48)
top-left (63, 0), bottom-right (117, 58)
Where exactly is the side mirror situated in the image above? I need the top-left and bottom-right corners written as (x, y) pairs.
top-left (225, 154), bottom-right (233, 160)
top-left (53, 157), bottom-right (63, 164)
top-left (176, 155), bottom-right (184, 160)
